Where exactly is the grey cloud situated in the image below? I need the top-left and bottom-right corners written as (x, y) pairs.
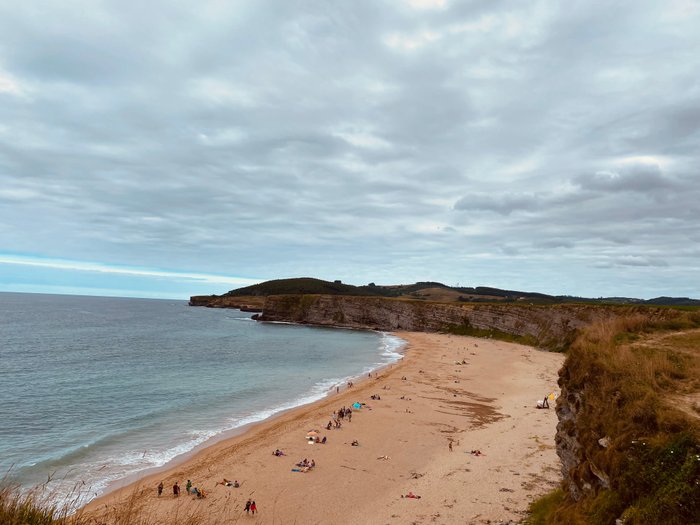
top-left (454, 193), bottom-right (540, 214)
top-left (0, 0), bottom-right (699, 298)
top-left (574, 163), bottom-right (675, 193)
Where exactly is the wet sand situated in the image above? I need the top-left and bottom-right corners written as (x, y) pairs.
top-left (84, 331), bottom-right (564, 525)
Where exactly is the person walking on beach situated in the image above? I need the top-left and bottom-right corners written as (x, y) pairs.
top-left (186, 479), bottom-right (192, 494)
top-left (244, 499), bottom-right (251, 514)
top-left (250, 500), bottom-right (257, 515)
top-left (157, 481), bottom-right (163, 496)
top-left (173, 481), bottom-right (180, 497)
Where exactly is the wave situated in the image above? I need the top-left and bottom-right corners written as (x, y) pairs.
top-left (17, 328), bottom-right (407, 508)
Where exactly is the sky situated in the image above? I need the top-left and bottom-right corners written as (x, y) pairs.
top-left (1, 0), bottom-right (699, 300)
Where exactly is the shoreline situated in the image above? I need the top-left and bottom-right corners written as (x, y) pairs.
top-left (84, 331), bottom-right (564, 524)
top-left (93, 330), bottom-right (407, 502)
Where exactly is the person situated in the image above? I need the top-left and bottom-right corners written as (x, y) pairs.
top-left (351, 440), bottom-right (359, 446)
top-left (233, 480), bottom-right (240, 488)
top-left (245, 499), bottom-right (252, 514)
top-left (310, 459), bottom-right (315, 468)
top-left (326, 421), bottom-right (332, 430)
top-left (250, 500), bottom-right (257, 515)
top-left (186, 479), bottom-right (192, 494)
top-left (157, 481), bottom-right (163, 496)
top-left (449, 441), bottom-right (453, 452)
top-left (191, 487), bottom-right (200, 497)
top-left (321, 436), bottom-right (327, 444)
top-left (173, 481), bottom-right (180, 497)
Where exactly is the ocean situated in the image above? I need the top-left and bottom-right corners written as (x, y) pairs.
top-left (0, 292), bottom-right (404, 505)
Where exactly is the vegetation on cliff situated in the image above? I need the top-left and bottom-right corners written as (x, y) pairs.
top-left (530, 312), bottom-right (700, 525)
top-left (222, 277), bottom-right (387, 297)
top-left (195, 277), bottom-right (700, 307)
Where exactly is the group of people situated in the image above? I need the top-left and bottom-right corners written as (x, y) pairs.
top-left (158, 480), bottom-right (207, 498)
top-left (327, 405), bottom-right (353, 429)
top-left (294, 458), bottom-right (316, 472)
top-left (160, 479), bottom-right (259, 514)
top-left (295, 458), bottom-right (315, 468)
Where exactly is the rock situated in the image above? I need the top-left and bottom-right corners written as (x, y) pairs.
top-left (256, 295), bottom-right (622, 351)
top-left (598, 436), bottom-right (611, 448)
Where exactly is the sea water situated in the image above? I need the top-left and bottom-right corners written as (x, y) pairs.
top-left (0, 292), bottom-right (404, 505)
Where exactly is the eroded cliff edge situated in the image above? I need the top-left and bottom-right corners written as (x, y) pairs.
top-left (255, 294), bottom-right (640, 351)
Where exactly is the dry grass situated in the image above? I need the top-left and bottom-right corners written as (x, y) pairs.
top-left (0, 481), bottom-right (250, 525)
top-left (534, 311), bottom-right (700, 525)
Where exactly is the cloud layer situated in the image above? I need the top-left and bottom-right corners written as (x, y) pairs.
top-left (1, 0), bottom-right (698, 298)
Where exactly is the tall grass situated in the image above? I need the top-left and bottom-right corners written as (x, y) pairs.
top-left (0, 482), bottom-right (244, 525)
top-left (532, 311), bottom-right (700, 524)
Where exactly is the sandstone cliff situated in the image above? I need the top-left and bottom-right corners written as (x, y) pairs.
top-left (255, 294), bottom-right (632, 351)
top-left (189, 295), bottom-right (264, 311)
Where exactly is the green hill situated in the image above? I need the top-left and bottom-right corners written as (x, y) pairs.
top-left (216, 277), bottom-right (699, 307)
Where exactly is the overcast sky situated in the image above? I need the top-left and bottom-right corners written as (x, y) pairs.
top-left (1, 0), bottom-right (699, 299)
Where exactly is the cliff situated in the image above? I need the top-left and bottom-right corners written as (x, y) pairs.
top-left (255, 294), bottom-right (643, 351)
top-left (552, 316), bottom-right (700, 524)
top-left (188, 295), bottom-right (264, 312)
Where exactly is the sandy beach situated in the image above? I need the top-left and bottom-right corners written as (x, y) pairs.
top-left (84, 331), bottom-right (564, 525)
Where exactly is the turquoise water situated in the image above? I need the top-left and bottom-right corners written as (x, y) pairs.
top-left (0, 292), bottom-right (403, 504)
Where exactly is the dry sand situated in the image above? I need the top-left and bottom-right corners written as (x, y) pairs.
top-left (84, 331), bottom-right (564, 525)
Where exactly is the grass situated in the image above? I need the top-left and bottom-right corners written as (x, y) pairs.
top-left (528, 311), bottom-right (700, 525)
top-left (443, 322), bottom-right (540, 348)
top-left (0, 481), bottom-right (249, 525)
top-left (524, 488), bottom-right (569, 525)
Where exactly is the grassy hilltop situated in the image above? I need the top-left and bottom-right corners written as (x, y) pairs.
top-left (194, 276), bottom-right (700, 307)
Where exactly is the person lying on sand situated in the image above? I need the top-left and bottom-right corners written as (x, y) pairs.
top-left (273, 449), bottom-right (285, 456)
top-left (470, 449), bottom-right (485, 456)
top-left (351, 440), bottom-right (359, 446)
top-left (215, 478), bottom-right (240, 487)
top-left (401, 491), bottom-right (421, 499)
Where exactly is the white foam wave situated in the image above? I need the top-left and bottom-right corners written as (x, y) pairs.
top-left (51, 332), bottom-right (407, 508)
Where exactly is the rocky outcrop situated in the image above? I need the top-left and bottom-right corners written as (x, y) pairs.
top-left (189, 295), bottom-right (264, 312)
top-left (255, 295), bottom-right (626, 350)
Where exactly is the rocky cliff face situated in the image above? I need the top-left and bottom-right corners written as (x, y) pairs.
top-left (257, 295), bottom-right (624, 351)
top-left (189, 295), bottom-right (264, 311)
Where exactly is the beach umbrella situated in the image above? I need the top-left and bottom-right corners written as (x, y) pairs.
top-left (352, 402), bottom-right (361, 409)
top-left (306, 430), bottom-right (319, 437)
